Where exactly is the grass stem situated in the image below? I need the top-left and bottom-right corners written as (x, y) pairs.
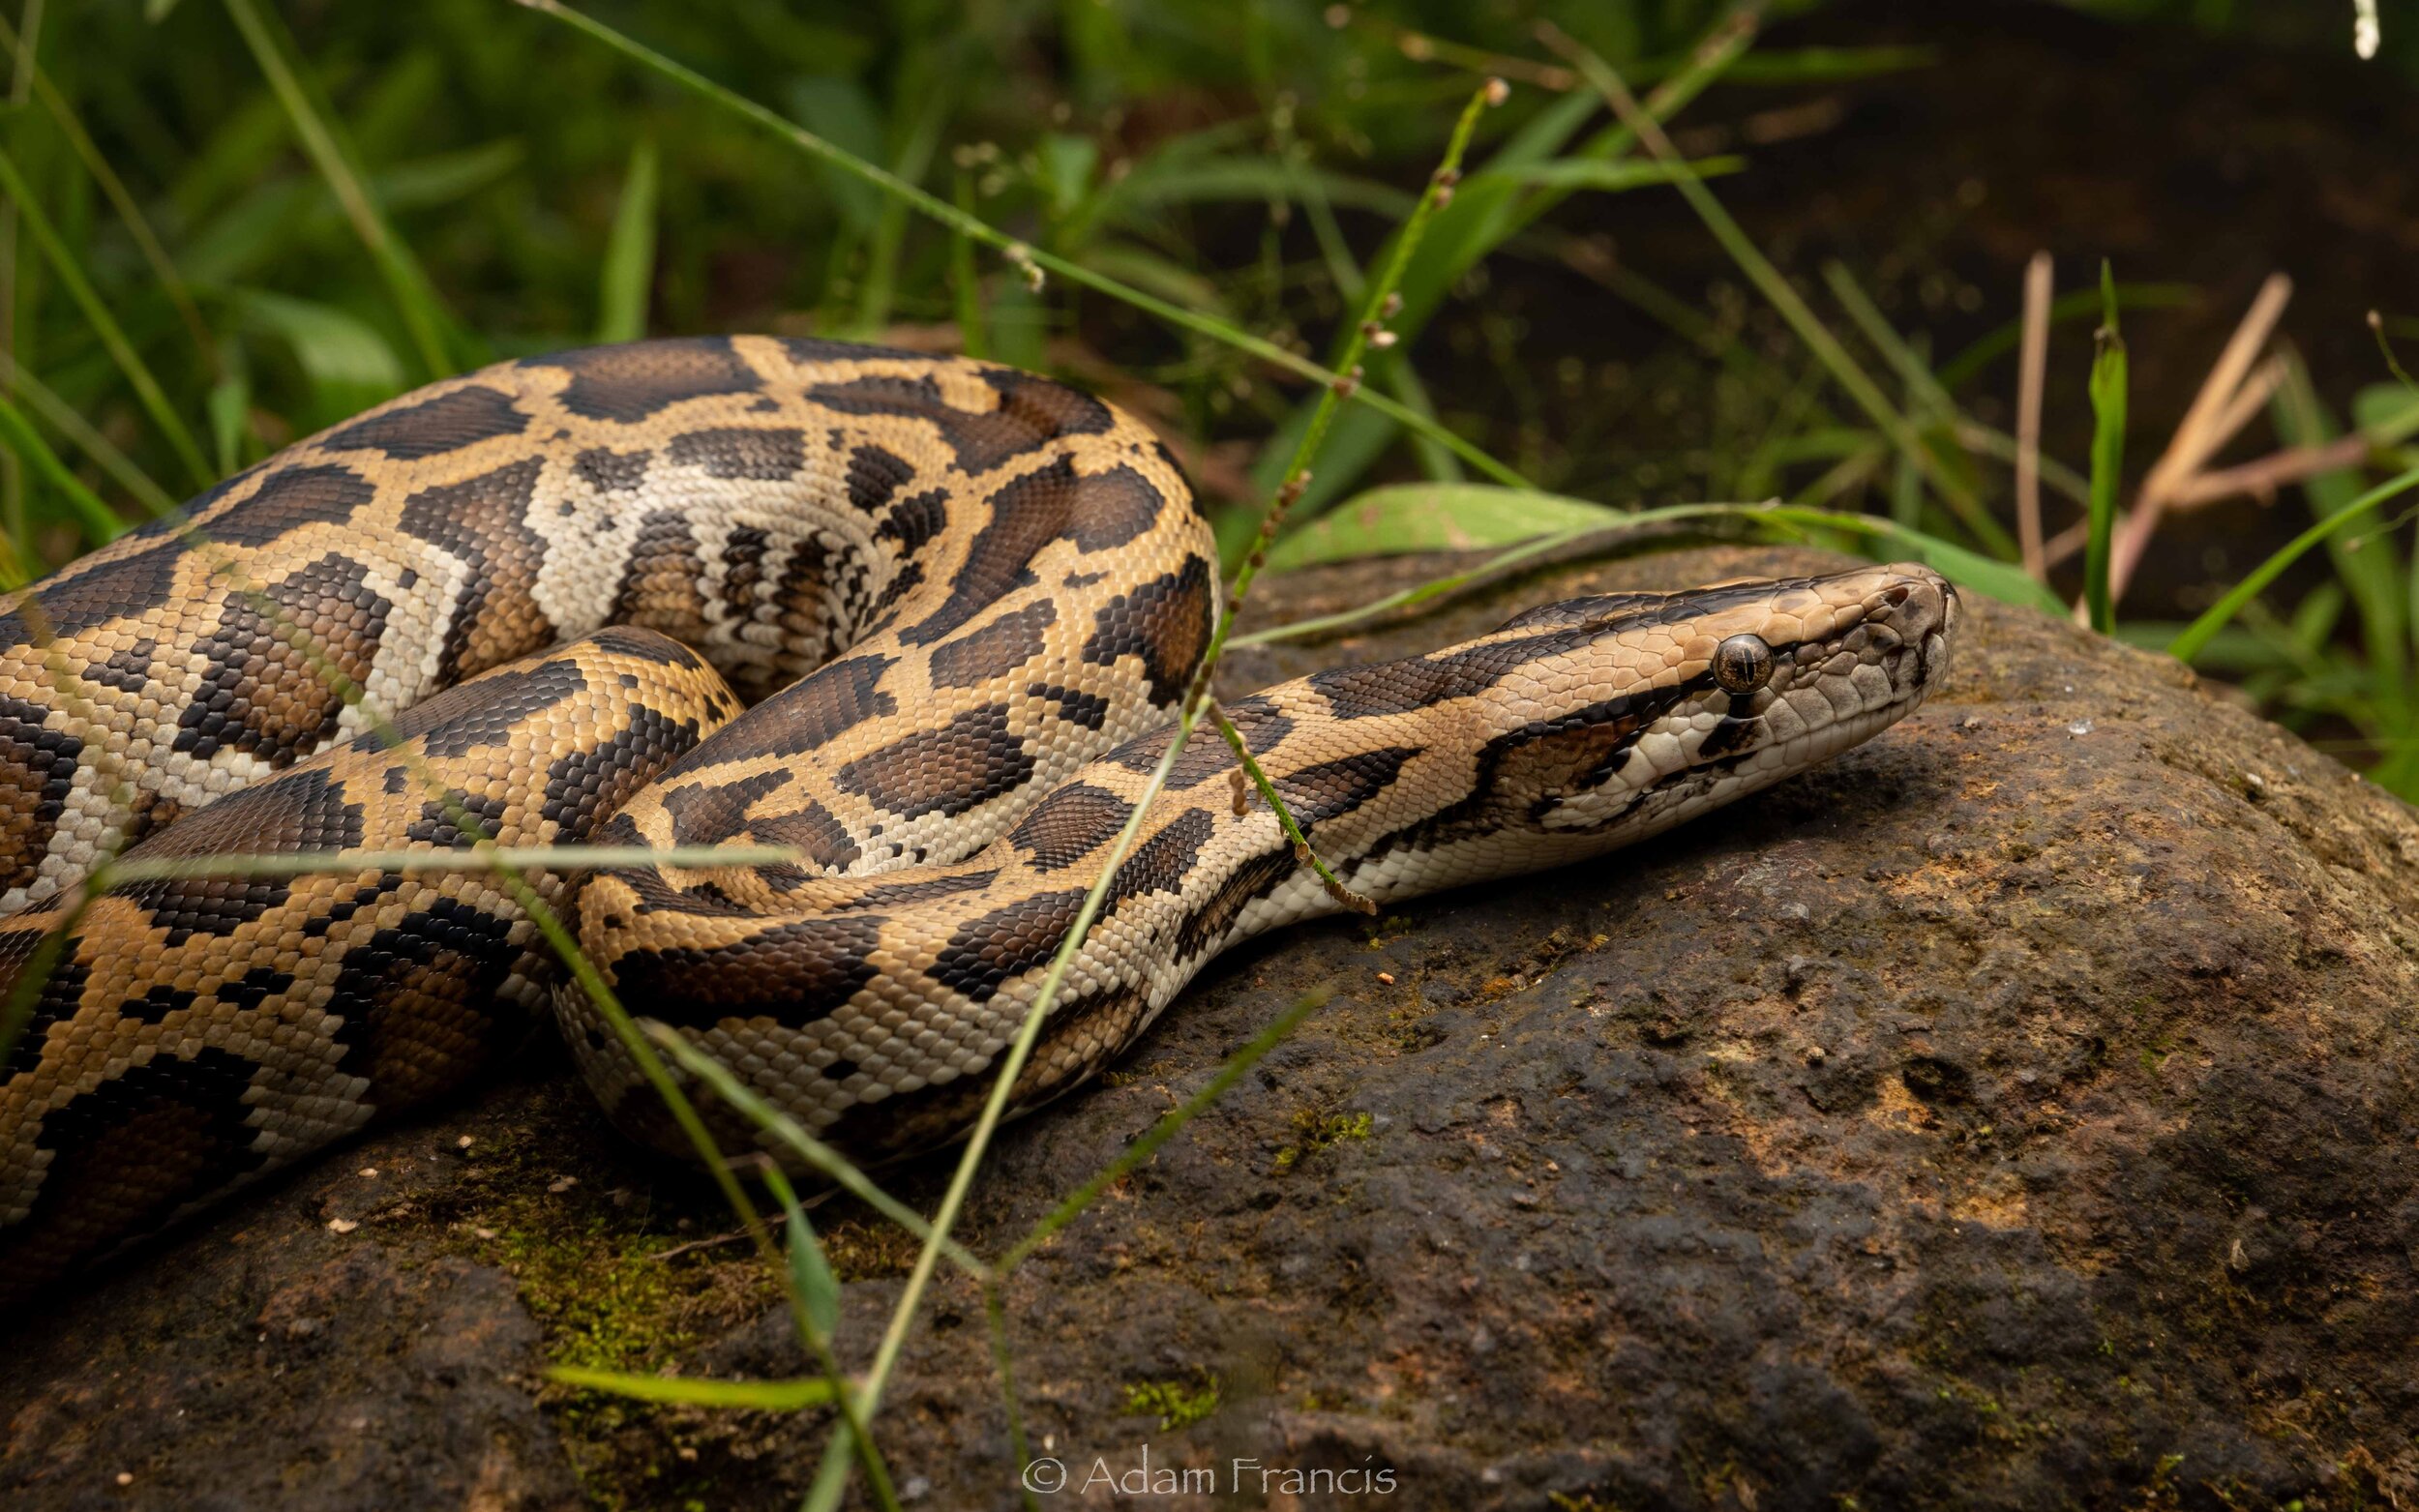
top-left (1545, 26), bottom-right (2013, 560)
top-left (0, 146), bottom-right (213, 490)
top-left (517, 0), bottom-right (1530, 492)
top-left (221, 0), bottom-right (456, 380)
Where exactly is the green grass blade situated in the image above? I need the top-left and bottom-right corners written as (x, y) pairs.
top-left (642, 1025), bottom-right (987, 1280)
top-left (0, 146), bottom-right (214, 490)
top-left (0, 352), bottom-right (178, 517)
top-left (1246, 27), bottom-right (1752, 516)
top-left (208, 372), bottom-right (252, 477)
top-left (548, 1366), bottom-right (836, 1410)
top-left (517, 0), bottom-right (1528, 492)
top-left (0, 397), bottom-right (128, 544)
top-left (762, 1166), bottom-right (842, 1344)
top-left (948, 168), bottom-right (987, 359)
top-left (792, 80), bottom-right (1508, 1512)
top-left (1935, 282), bottom-right (2193, 393)
top-left (1243, 497), bottom-right (2067, 651)
top-left (2169, 466), bottom-right (2419, 664)
top-left (1387, 358), bottom-right (1462, 483)
top-left (1820, 262), bottom-right (1966, 430)
top-left (1554, 36), bottom-right (2004, 557)
top-left (0, 12), bottom-right (219, 370)
top-left (595, 137), bottom-right (658, 344)
top-left (220, 0), bottom-right (456, 379)
top-left (1499, 156), bottom-right (1745, 191)
top-left (2083, 263), bottom-right (2127, 635)
top-left (2272, 355), bottom-right (2405, 689)
top-left (237, 287), bottom-right (408, 418)
top-left (1264, 483), bottom-right (1629, 570)
top-left (749, 1159), bottom-right (898, 1511)
top-left (1684, 44), bottom-right (1937, 84)
top-left (1090, 155), bottom-right (1419, 225)
top-left (1236, 523), bottom-right (1607, 646)
top-left (2353, 382), bottom-right (2419, 446)
top-left (1000, 989), bottom-right (1329, 1272)
top-left (851, 87), bottom-right (949, 338)
top-left (94, 843), bottom-right (814, 885)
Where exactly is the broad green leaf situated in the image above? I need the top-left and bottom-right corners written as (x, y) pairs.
top-left (1243, 500), bottom-right (2068, 649)
top-left (2171, 467), bottom-right (2419, 664)
top-left (1038, 133), bottom-right (1098, 221)
top-left (1864, 522), bottom-right (2063, 615)
top-left (1082, 242), bottom-right (1230, 317)
top-left (238, 289), bottom-right (408, 416)
top-left (2272, 359), bottom-right (2404, 690)
top-left (783, 1197), bottom-right (841, 1342)
top-left (373, 140), bottom-right (525, 213)
top-left (208, 373), bottom-right (254, 477)
top-left (597, 138), bottom-right (659, 344)
top-left (1236, 402), bottom-right (1405, 555)
top-left (2353, 382), bottom-right (2419, 444)
top-left (1267, 485), bottom-right (1629, 571)
top-left (785, 77), bottom-right (887, 235)
top-left (549, 1365), bottom-right (835, 1410)
top-left (1750, 506), bottom-right (2065, 615)
top-left (0, 399), bottom-right (130, 545)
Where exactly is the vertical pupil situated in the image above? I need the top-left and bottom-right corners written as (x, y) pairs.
top-left (1717, 636), bottom-right (1768, 691)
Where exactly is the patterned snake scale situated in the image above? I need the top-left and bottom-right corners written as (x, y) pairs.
top-left (0, 338), bottom-right (1957, 1305)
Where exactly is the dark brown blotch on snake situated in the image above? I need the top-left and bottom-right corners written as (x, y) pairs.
top-left (0, 338), bottom-right (1955, 1311)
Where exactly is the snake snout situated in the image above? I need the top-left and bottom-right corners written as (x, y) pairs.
top-left (1868, 563), bottom-right (1956, 636)
top-left (1864, 563), bottom-right (1957, 698)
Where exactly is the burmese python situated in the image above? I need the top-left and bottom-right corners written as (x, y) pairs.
top-left (0, 338), bottom-right (1957, 1304)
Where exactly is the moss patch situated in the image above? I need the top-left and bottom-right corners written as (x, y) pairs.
top-left (1122, 1372), bottom-right (1222, 1431)
top-left (425, 1081), bottom-right (783, 1509)
top-left (1273, 1109), bottom-right (1372, 1172)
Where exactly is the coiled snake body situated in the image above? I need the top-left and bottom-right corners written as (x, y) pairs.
top-left (0, 339), bottom-right (1956, 1303)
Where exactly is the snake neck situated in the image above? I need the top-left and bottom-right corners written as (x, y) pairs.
top-left (568, 562), bottom-right (1956, 1168)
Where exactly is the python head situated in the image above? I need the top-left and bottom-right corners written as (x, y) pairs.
top-left (1305, 562), bottom-right (1960, 897)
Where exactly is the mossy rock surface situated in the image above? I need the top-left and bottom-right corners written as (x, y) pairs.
top-left (6, 546), bottom-right (2416, 1511)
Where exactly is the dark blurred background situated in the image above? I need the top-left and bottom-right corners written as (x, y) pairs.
top-left (10, 0), bottom-right (2419, 784)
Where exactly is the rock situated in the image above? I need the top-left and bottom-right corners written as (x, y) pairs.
top-left (5, 545), bottom-right (2416, 1511)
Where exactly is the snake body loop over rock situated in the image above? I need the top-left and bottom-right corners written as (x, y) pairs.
top-left (0, 339), bottom-right (1956, 1304)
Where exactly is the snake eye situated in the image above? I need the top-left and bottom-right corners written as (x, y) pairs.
top-left (1712, 633), bottom-right (1775, 695)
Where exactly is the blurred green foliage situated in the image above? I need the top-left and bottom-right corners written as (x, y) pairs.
top-left (5, 0), bottom-right (2419, 792)
top-left (3, 0), bottom-right (1764, 536)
